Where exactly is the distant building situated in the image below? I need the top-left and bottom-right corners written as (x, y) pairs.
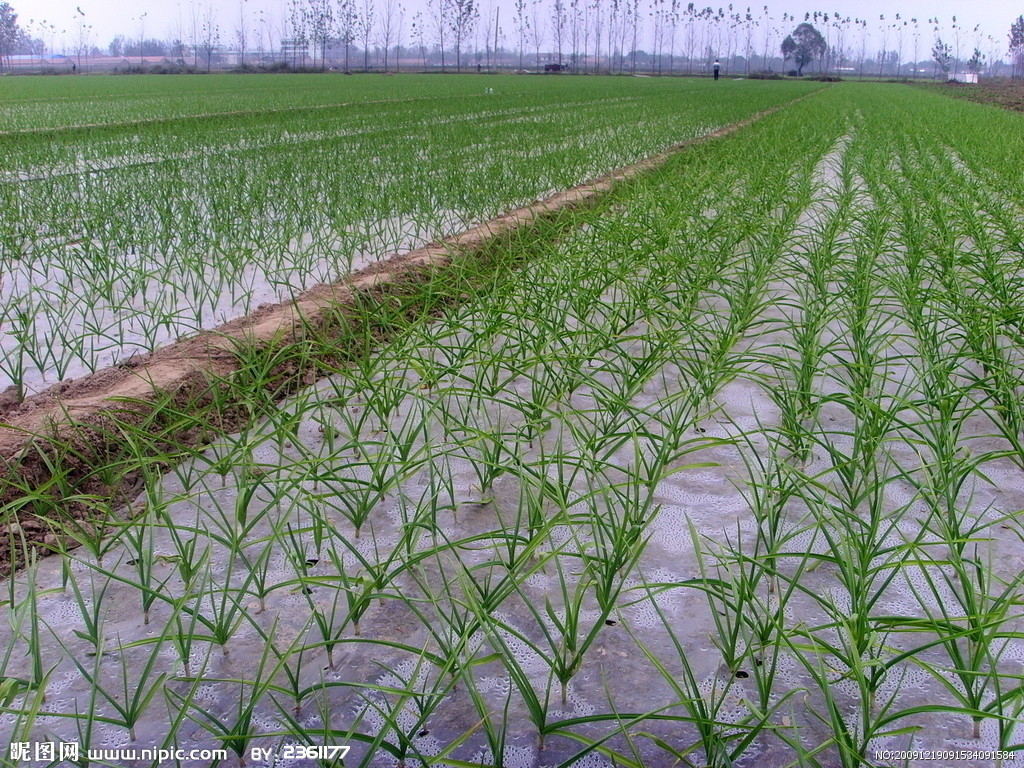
top-left (280, 39), bottom-right (311, 63)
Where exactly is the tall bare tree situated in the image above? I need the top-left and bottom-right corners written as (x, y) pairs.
top-left (235, 0), bottom-right (247, 66)
top-left (666, 0), bottom-right (680, 72)
top-left (447, 0), bottom-right (478, 70)
top-left (308, 0), bottom-right (333, 67)
top-left (742, 7), bottom-right (753, 74)
top-left (411, 10), bottom-right (427, 67)
top-left (831, 14), bottom-right (848, 74)
top-left (590, 0), bottom-right (603, 72)
top-left (550, 0), bottom-right (567, 63)
top-left (255, 9), bottom-right (267, 61)
top-left (428, 0), bottom-right (448, 68)
top-left (683, 3), bottom-right (697, 73)
top-left (288, 0), bottom-right (308, 66)
top-left (932, 34), bottom-right (951, 78)
top-left (628, 0), bottom-right (639, 71)
top-left (189, 2), bottom-right (201, 67)
top-left (759, 4), bottom-right (772, 70)
top-left (378, 0), bottom-right (398, 68)
top-left (73, 6), bottom-right (92, 72)
top-left (951, 15), bottom-right (962, 73)
top-left (338, 0), bottom-right (356, 70)
top-left (529, 0), bottom-right (546, 66)
top-left (513, 0), bottom-right (528, 69)
top-left (394, 3), bottom-right (405, 70)
top-left (0, 2), bottom-right (22, 69)
top-left (911, 17), bottom-right (920, 78)
top-left (876, 14), bottom-right (887, 76)
top-left (569, 0), bottom-right (583, 67)
top-left (1011, 15), bottom-right (1024, 79)
top-left (482, 0), bottom-right (495, 68)
top-left (358, 0), bottom-right (374, 69)
top-left (894, 14), bottom-right (906, 77)
top-left (201, 5), bottom-right (220, 71)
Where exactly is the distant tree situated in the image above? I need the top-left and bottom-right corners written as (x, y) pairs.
top-left (550, 0), bottom-right (566, 64)
top-left (1011, 15), bottom-right (1024, 79)
top-left (609, 0), bottom-right (624, 71)
top-left (358, 0), bottom-right (375, 69)
top-left (759, 5), bottom-right (772, 71)
top-left (683, 3), bottom-right (697, 74)
top-left (781, 32), bottom-right (795, 68)
top-left (428, 0), bottom-right (446, 69)
top-left (393, 3), bottom-right (405, 70)
top-left (832, 14), bottom-right (850, 73)
top-left (378, 0), bottom-right (399, 69)
top-left (529, 0), bottom-right (545, 67)
top-left (894, 14), bottom-right (906, 77)
top-left (482, 2), bottom-right (497, 69)
top-left (741, 8), bottom-right (754, 76)
top-left (983, 35), bottom-right (1000, 77)
top-left (781, 21), bottom-right (825, 75)
top-left (951, 14), bottom-right (961, 72)
top-left (73, 6), bottom-right (92, 71)
top-left (307, 0), bottom-right (333, 67)
top-left (513, 0), bottom-right (528, 69)
top-left (170, 38), bottom-right (187, 63)
top-left (254, 9), bottom-right (266, 61)
top-left (288, 0), bottom-right (309, 66)
top-left (911, 17), bottom-right (920, 79)
top-left (666, 0), bottom-right (681, 73)
top-left (931, 36), bottom-right (951, 77)
top-left (125, 38), bottom-right (169, 57)
top-left (875, 14), bottom-right (887, 76)
top-left (966, 46), bottom-right (984, 74)
top-left (136, 12), bottom-right (148, 65)
top-left (235, 0), bottom-right (248, 66)
top-left (627, 0), bottom-right (639, 72)
top-left (568, 0), bottom-right (582, 68)
top-left (0, 2), bottom-right (22, 68)
top-left (447, 0), bottom-right (478, 70)
top-left (411, 10), bottom-right (427, 66)
top-left (201, 6), bottom-right (221, 72)
top-left (189, 4), bottom-right (201, 67)
top-left (338, 0), bottom-right (357, 70)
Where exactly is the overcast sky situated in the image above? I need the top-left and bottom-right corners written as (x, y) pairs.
top-left (11, 0), bottom-right (1018, 60)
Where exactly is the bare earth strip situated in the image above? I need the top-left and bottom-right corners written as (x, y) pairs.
top-left (0, 89), bottom-right (820, 566)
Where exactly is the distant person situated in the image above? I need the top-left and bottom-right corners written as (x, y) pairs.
top-left (713, 59), bottom-right (720, 80)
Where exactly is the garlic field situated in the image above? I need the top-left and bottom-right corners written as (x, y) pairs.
top-left (3, 79), bottom-right (1024, 768)
top-left (0, 75), bottom-right (814, 399)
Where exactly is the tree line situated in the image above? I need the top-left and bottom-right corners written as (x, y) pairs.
top-left (2, 0), bottom-right (1020, 78)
